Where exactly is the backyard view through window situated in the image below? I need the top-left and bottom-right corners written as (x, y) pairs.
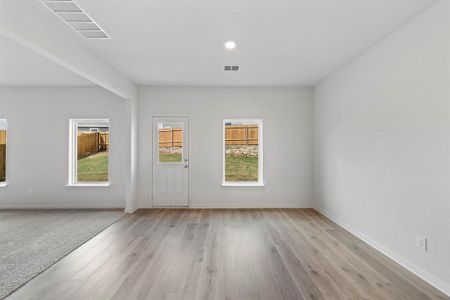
top-left (158, 122), bottom-right (183, 163)
top-left (70, 119), bottom-right (109, 184)
top-left (224, 119), bottom-right (262, 184)
top-left (0, 119), bottom-right (7, 184)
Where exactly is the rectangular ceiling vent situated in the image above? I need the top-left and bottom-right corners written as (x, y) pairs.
top-left (224, 65), bottom-right (239, 71)
top-left (40, 0), bottom-right (110, 39)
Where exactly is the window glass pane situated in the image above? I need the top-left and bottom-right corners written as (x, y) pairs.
top-left (225, 121), bottom-right (259, 182)
top-left (76, 124), bottom-right (109, 182)
top-left (158, 122), bottom-right (183, 163)
top-left (0, 119), bottom-right (7, 183)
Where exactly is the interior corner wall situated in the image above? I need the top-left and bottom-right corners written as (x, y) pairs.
top-left (138, 87), bottom-right (313, 208)
top-left (0, 87), bottom-right (128, 208)
top-left (313, 0), bottom-right (450, 294)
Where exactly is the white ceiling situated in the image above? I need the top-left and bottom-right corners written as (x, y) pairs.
top-left (0, 35), bottom-right (92, 86)
top-left (72, 0), bottom-right (437, 87)
top-left (1, 0), bottom-right (438, 87)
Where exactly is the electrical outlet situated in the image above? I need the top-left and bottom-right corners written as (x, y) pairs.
top-left (416, 235), bottom-right (428, 251)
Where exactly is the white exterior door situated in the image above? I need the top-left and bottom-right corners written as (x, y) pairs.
top-left (152, 116), bottom-right (189, 207)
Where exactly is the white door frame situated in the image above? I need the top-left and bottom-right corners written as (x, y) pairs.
top-left (149, 114), bottom-right (190, 207)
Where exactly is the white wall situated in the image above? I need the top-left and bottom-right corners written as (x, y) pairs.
top-left (0, 87), bottom-right (128, 208)
top-left (313, 0), bottom-right (450, 294)
top-left (138, 87), bottom-right (313, 208)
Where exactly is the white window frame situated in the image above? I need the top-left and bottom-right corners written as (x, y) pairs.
top-left (0, 119), bottom-right (7, 187)
top-left (67, 119), bottom-right (110, 187)
top-left (222, 119), bottom-right (264, 187)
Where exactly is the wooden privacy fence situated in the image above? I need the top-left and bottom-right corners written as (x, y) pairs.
top-left (158, 125), bottom-right (259, 148)
top-left (0, 130), bottom-right (6, 145)
top-left (225, 125), bottom-right (259, 145)
top-left (77, 132), bottom-right (109, 157)
top-left (0, 144), bottom-right (5, 182)
top-left (159, 128), bottom-right (183, 148)
top-left (0, 130), bottom-right (5, 182)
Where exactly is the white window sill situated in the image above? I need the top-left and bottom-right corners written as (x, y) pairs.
top-left (66, 183), bottom-right (110, 187)
top-left (0, 182), bottom-right (8, 187)
top-left (222, 182), bottom-right (264, 187)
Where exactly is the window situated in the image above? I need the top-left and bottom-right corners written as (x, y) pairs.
top-left (223, 119), bottom-right (263, 186)
top-left (68, 119), bottom-right (110, 186)
top-left (0, 119), bottom-right (7, 185)
top-left (157, 122), bottom-right (183, 163)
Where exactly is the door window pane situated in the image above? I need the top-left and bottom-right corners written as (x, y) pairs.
top-left (158, 122), bottom-right (183, 163)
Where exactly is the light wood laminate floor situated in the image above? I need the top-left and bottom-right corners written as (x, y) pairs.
top-left (7, 209), bottom-right (448, 300)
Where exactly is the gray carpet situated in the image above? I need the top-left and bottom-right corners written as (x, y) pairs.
top-left (0, 209), bottom-right (123, 299)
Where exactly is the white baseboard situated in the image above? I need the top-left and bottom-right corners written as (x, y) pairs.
top-left (0, 204), bottom-right (124, 209)
top-left (190, 203), bottom-right (313, 209)
top-left (314, 207), bottom-right (450, 297)
top-left (138, 203), bottom-right (314, 209)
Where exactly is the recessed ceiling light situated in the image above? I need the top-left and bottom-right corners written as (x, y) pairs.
top-left (225, 40), bottom-right (236, 50)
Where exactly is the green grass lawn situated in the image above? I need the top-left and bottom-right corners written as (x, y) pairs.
top-left (158, 152), bottom-right (258, 181)
top-left (77, 152), bottom-right (108, 182)
top-left (159, 153), bottom-right (182, 163)
top-left (225, 155), bottom-right (258, 181)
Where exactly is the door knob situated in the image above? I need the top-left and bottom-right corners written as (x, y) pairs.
top-left (184, 165), bottom-right (189, 168)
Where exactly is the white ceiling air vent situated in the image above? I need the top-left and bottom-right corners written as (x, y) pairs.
top-left (40, 0), bottom-right (110, 39)
top-left (224, 65), bottom-right (239, 71)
